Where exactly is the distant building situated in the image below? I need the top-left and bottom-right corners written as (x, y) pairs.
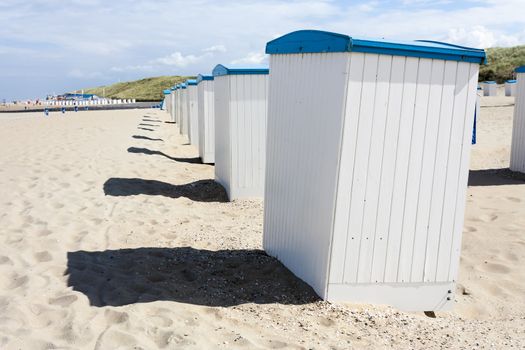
top-left (55, 93), bottom-right (100, 101)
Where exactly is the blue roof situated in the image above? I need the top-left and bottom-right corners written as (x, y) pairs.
top-left (265, 30), bottom-right (486, 64)
top-left (197, 74), bottom-right (214, 83)
top-left (516, 66), bottom-right (525, 73)
top-left (212, 64), bottom-right (269, 77)
top-left (163, 89), bottom-right (171, 95)
top-left (506, 80), bottom-right (517, 83)
top-left (180, 83), bottom-right (187, 89)
top-left (186, 79), bottom-right (198, 86)
top-left (484, 81), bottom-right (497, 84)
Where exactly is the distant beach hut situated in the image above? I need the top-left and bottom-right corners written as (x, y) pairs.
top-left (186, 79), bottom-right (199, 147)
top-left (213, 64), bottom-right (269, 200)
top-left (505, 80), bottom-right (517, 96)
top-left (179, 83), bottom-right (188, 136)
top-left (263, 30), bottom-right (486, 311)
top-left (197, 74), bottom-right (215, 163)
top-left (510, 66), bottom-right (525, 173)
top-left (162, 89), bottom-right (171, 112)
top-left (482, 81), bottom-right (497, 96)
top-left (175, 85), bottom-right (181, 125)
top-left (170, 86), bottom-right (176, 122)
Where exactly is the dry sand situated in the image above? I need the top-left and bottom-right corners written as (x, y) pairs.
top-left (0, 103), bottom-right (523, 349)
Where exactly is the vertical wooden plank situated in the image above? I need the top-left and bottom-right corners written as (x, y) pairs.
top-left (423, 61), bottom-right (458, 282)
top-left (435, 62), bottom-right (471, 281)
top-left (396, 58), bottom-right (433, 282)
top-left (265, 52), bottom-right (349, 296)
top-left (410, 59), bottom-right (446, 282)
top-left (369, 56), bottom-right (406, 283)
top-left (510, 73), bottom-right (525, 171)
top-left (329, 52), bottom-right (364, 283)
top-left (343, 53), bottom-right (380, 283)
top-left (448, 63), bottom-right (479, 281)
top-left (436, 62), bottom-right (470, 282)
top-left (383, 57), bottom-right (419, 283)
top-left (356, 55), bottom-right (392, 283)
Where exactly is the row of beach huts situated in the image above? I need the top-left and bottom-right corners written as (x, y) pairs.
top-left (160, 30), bottom-right (525, 311)
top-left (44, 98), bottom-right (136, 106)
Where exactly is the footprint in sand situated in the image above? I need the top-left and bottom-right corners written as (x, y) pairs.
top-left (105, 309), bottom-right (129, 324)
top-left (506, 197), bottom-right (521, 203)
top-left (38, 229), bottom-right (53, 237)
top-left (479, 214), bottom-right (498, 222)
top-left (34, 251), bottom-right (52, 262)
top-left (482, 262), bottom-right (511, 274)
top-left (1, 274), bottom-right (29, 290)
top-left (48, 294), bottom-right (78, 307)
top-left (0, 256), bottom-right (12, 265)
top-left (464, 226), bottom-right (478, 233)
top-left (145, 315), bottom-right (173, 328)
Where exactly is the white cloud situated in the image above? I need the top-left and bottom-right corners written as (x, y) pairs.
top-left (153, 52), bottom-right (204, 67)
top-left (110, 65), bottom-right (154, 72)
top-left (231, 52), bottom-right (268, 65)
top-left (203, 45), bottom-right (227, 53)
top-left (67, 69), bottom-right (103, 79)
top-left (447, 25), bottom-right (521, 48)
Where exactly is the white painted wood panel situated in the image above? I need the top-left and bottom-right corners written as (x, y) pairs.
top-left (369, 56), bottom-right (406, 283)
top-left (510, 73), bottom-right (525, 172)
top-left (383, 57), bottom-right (419, 283)
top-left (198, 81), bottom-right (215, 163)
top-left (264, 53), bottom-right (350, 298)
top-left (265, 49), bottom-right (480, 310)
top-left (228, 74), bottom-right (268, 199)
top-left (176, 90), bottom-right (181, 125)
top-left (424, 60), bottom-right (458, 282)
top-left (171, 91), bottom-right (176, 122)
top-left (448, 63), bottom-right (480, 281)
top-left (214, 76), bottom-right (231, 195)
top-left (187, 85), bottom-right (199, 147)
top-left (180, 89), bottom-right (188, 136)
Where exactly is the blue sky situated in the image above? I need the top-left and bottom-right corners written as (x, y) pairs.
top-left (1, 0), bottom-right (524, 101)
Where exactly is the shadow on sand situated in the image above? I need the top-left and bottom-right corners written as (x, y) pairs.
top-left (142, 118), bottom-right (161, 123)
top-left (164, 121), bottom-right (176, 124)
top-left (138, 127), bottom-right (154, 132)
top-left (468, 168), bottom-right (525, 187)
top-left (138, 123), bottom-right (159, 128)
top-left (103, 178), bottom-right (228, 202)
top-left (128, 147), bottom-right (201, 164)
top-left (132, 135), bottom-right (163, 142)
top-left (66, 247), bottom-right (318, 307)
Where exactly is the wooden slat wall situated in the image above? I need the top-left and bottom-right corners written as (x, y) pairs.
top-left (264, 53), bottom-right (350, 298)
top-left (330, 54), bottom-right (479, 286)
top-left (180, 90), bottom-right (188, 136)
top-left (187, 86), bottom-right (199, 147)
top-left (214, 76), bottom-right (231, 196)
top-left (228, 74), bottom-right (268, 199)
top-left (510, 73), bottom-right (525, 172)
top-left (198, 81), bottom-right (215, 164)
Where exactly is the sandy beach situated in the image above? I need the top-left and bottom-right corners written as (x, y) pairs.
top-left (0, 101), bottom-right (523, 349)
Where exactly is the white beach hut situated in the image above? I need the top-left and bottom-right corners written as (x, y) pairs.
top-left (510, 66), bottom-right (525, 173)
top-left (175, 85), bottom-right (181, 125)
top-left (212, 64), bottom-right (269, 200)
top-left (197, 74), bottom-right (215, 164)
top-left (179, 83), bottom-right (189, 136)
top-left (482, 81), bottom-right (497, 96)
top-left (162, 89), bottom-right (171, 113)
top-left (170, 86), bottom-right (177, 122)
top-left (263, 30), bottom-right (486, 311)
top-left (186, 79), bottom-right (199, 147)
top-left (505, 80), bottom-right (517, 96)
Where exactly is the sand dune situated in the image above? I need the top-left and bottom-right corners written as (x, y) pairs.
top-left (0, 106), bottom-right (523, 349)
